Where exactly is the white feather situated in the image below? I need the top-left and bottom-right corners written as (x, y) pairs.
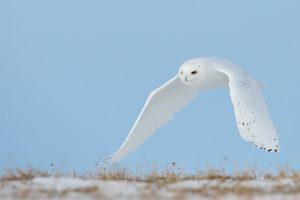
top-left (110, 75), bottom-right (199, 162)
top-left (213, 58), bottom-right (279, 152)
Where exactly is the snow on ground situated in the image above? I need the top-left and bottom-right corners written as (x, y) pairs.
top-left (1, 176), bottom-right (300, 200)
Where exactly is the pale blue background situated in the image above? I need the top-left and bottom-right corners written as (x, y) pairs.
top-left (1, 1), bottom-right (299, 173)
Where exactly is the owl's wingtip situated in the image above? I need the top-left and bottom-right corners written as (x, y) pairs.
top-left (97, 155), bottom-right (113, 167)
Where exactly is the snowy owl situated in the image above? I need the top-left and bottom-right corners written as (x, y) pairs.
top-left (109, 57), bottom-right (280, 163)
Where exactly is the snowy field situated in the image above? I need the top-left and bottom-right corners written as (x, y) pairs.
top-left (1, 167), bottom-right (300, 200)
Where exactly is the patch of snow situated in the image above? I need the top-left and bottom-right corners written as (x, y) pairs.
top-left (1, 177), bottom-right (300, 200)
top-left (33, 177), bottom-right (96, 191)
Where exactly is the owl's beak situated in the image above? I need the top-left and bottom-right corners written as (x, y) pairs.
top-left (185, 76), bottom-right (188, 82)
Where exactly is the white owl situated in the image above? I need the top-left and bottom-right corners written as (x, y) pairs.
top-left (109, 57), bottom-right (280, 163)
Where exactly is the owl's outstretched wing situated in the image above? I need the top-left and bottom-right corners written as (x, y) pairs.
top-left (110, 75), bottom-right (199, 162)
top-left (214, 59), bottom-right (280, 152)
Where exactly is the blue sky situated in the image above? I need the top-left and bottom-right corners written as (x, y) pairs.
top-left (1, 0), bottom-right (299, 174)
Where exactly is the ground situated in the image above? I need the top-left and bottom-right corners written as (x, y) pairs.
top-left (1, 164), bottom-right (300, 200)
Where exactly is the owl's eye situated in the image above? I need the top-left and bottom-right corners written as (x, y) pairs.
top-left (191, 71), bottom-right (198, 75)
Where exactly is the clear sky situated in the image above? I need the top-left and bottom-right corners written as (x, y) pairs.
top-left (1, 0), bottom-right (299, 174)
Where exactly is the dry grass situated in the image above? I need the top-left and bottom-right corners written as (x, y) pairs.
top-left (1, 161), bottom-right (300, 182)
top-left (1, 162), bottom-right (300, 199)
top-left (1, 168), bottom-right (49, 181)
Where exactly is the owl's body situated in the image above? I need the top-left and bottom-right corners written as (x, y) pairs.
top-left (108, 57), bottom-right (279, 163)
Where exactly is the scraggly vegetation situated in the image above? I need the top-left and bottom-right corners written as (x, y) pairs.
top-left (1, 161), bottom-right (300, 182)
top-left (1, 161), bottom-right (300, 199)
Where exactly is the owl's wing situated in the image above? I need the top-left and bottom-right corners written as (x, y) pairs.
top-left (214, 59), bottom-right (280, 152)
top-left (109, 75), bottom-right (199, 162)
